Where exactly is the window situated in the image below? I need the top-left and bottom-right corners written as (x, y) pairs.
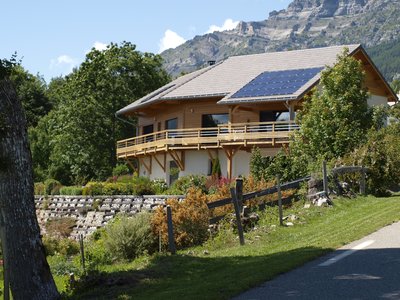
top-left (201, 114), bottom-right (229, 128)
top-left (169, 161), bottom-right (179, 185)
top-left (165, 118), bottom-right (178, 130)
top-left (142, 124), bottom-right (154, 142)
top-left (260, 111), bottom-right (291, 122)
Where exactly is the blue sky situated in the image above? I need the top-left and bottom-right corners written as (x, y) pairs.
top-left (1, 0), bottom-right (291, 82)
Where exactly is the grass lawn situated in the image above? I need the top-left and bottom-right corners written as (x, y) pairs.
top-left (59, 195), bottom-right (400, 299)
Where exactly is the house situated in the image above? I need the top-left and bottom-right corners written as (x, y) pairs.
top-left (116, 44), bottom-right (397, 184)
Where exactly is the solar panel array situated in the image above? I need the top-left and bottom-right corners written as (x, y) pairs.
top-left (230, 67), bottom-right (324, 99)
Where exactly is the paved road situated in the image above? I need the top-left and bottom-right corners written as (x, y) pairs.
top-left (233, 222), bottom-right (400, 300)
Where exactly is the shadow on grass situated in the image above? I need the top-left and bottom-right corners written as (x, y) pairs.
top-left (66, 246), bottom-right (334, 300)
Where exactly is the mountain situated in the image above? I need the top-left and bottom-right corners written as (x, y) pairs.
top-left (160, 0), bottom-right (400, 81)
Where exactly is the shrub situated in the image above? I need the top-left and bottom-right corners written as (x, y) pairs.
top-left (48, 254), bottom-right (80, 276)
top-left (34, 182), bottom-right (45, 195)
top-left (45, 217), bottom-right (76, 238)
top-left (112, 164), bottom-right (130, 177)
top-left (152, 179), bottom-right (168, 194)
top-left (152, 188), bottom-right (209, 249)
top-left (132, 176), bottom-right (155, 195)
top-left (59, 186), bottom-right (83, 195)
top-left (42, 236), bottom-right (80, 256)
top-left (102, 182), bottom-right (134, 195)
top-left (104, 212), bottom-right (157, 260)
top-left (167, 175), bottom-right (207, 195)
top-left (44, 178), bottom-right (63, 195)
top-left (82, 181), bottom-right (104, 196)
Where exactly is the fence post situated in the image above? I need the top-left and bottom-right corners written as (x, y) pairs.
top-left (322, 160), bottom-right (328, 195)
top-left (167, 206), bottom-right (176, 254)
top-left (277, 176), bottom-right (283, 226)
top-left (230, 187), bottom-right (245, 246)
top-left (79, 234), bottom-right (86, 275)
top-left (360, 166), bottom-right (366, 195)
top-left (236, 178), bottom-right (244, 212)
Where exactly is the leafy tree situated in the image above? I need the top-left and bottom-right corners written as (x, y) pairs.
top-left (10, 65), bottom-right (51, 127)
top-left (391, 78), bottom-right (400, 94)
top-left (295, 48), bottom-right (371, 160)
top-left (31, 42), bottom-right (170, 184)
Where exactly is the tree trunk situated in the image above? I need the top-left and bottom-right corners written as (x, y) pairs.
top-left (0, 78), bottom-right (60, 299)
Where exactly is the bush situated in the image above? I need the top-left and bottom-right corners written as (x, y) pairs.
top-left (152, 179), bottom-right (168, 194)
top-left (82, 181), bottom-right (104, 196)
top-left (152, 188), bottom-right (209, 249)
top-left (167, 175), bottom-right (207, 195)
top-left (102, 182), bottom-right (134, 195)
top-left (104, 212), bottom-right (157, 260)
top-left (44, 178), bottom-right (63, 195)
top-left (48, 254), bottom-right (80, 276)
top-left (43, 236), bottom-right (80, 256)
top-left (59, 186), bottom-right (83, 195)
top-left (45, 217), bottom-right (76, 238)
top-left (132, 176), bottom-right (155, 195)
top-left (112, 164), bottom-right (130, 177)
top-left (34, 182), bottom-right (45, 195)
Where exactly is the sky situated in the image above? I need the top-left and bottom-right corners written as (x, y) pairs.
top-left (1, 0), bottom-right (291, 82)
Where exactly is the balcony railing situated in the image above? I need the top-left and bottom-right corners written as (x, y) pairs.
top-left (116, 121), bottom-right (299, 158)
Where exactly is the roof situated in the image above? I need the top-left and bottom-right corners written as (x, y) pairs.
top-left (117, 44), bottom-right (364, 115)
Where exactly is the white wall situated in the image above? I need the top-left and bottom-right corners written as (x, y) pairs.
top-left (368, 94), bottom-right (388, 107)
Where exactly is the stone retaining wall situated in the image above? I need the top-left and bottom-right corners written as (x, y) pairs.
top-left (35, 195), bottom-right (184, 239)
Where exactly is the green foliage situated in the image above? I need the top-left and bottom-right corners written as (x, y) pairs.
top-left (48, 254), bottom-right (80, 276)
top-left (112, 164), bottom-right (130, 177)
top-left (132, 176), bottom-right (156, 195)
top-left (30, 42), bottom-right (170, 185)
top-left (104, 213), bottom-right (157, 261)
top-left (82, 182), bottom-right (104, 196)
top-left (59, 186), bottom-right (83, 196)
top-left (391, 78), bottom-right (400, 94)
top-left (211, 157), bottom-right (222, 178)
top-left (167, 175), bottom-right (207, 195)
top-left (34, 182), bottom-right (45, 195)
top-left (152, 179), bottom-right (168, 194)
top-left (42, 236), bottom-right (80, 256)
top-left (250, 147), bottom-right (308, 183)
top-left (295, 48), bottom-right (371, 161)
top-left (339, 126), bottom-right (400, 195)
top-left (44, 178), bottom-right (62, 195)
top-left (10, 65), bottom-right (52, 127)
top-left (367, 38), bottom-right (400, 82)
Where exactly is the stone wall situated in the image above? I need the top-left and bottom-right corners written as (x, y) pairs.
top-left (35, 195), bottom-right (184, 239)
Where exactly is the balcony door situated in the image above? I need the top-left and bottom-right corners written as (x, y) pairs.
top-left (259, 111), bottom-right (290, 122)
top-left (142, 124), bottom-right (154, 142)
top-left (166, 118), bottom-right (178, 138)
top-left (201, 114), bottom-right (229, 136)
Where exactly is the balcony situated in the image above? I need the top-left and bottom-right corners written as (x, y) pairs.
top-left (116, 121), bottom-right (299, 158)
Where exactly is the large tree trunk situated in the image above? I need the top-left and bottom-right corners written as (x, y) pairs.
top-left (0, 78), bottom-right (60, 299)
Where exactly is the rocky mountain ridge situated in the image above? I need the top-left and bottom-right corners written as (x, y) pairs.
top-left (160, 0), bottom-right (400, 79)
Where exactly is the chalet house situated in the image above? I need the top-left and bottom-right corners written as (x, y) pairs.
top-left (116, 44), bottom-right (397, 184)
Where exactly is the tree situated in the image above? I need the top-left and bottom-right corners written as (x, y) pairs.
top-left (30, 42), bottom-right (170, 184)
top-left (295, 48), bottom-right (371, 160)
top-left (0, 59), bottom-right (59, 299)
top-left (10, 65), bottom-right (52, 128)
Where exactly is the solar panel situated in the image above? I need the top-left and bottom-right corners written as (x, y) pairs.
top-left (231, 67), bottom-right (323, 99)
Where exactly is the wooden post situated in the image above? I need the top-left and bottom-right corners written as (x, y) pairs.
top-left (277, 176), bottom-right (283, 226)
top-left (230, 187), bottom-right (245, 245)
top-left (322, 160), bottom-right (328, 195)
top-left (0, 211), bottom-right (9, 300)
top-left (167, 206), bottom-right (176, 254)
top-left (360, 166), bottom-right (366, 195)
top-left (79, 234), bottom-right (86, 274)
top-left (159, 230), bottom-right (162, 253)
top-left (235, 178), bottom-right (244, 212)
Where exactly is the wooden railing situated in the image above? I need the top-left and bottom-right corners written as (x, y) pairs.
top-left (116, 121), bottom-right (299, 158)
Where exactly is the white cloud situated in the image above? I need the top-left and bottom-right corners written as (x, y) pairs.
top-left (158, 29), bottom-right (186, 53)
top-left (206, 18), bottom-right (239, 34)
top-left (50, 54), bottom-right (77, 73)
top-left (93, 41), bottom-right (108, 51)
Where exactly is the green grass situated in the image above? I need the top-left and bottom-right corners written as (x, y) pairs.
top-left (61, 195), bottom-right (400, 299)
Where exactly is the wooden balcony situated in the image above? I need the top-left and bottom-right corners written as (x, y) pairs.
top-left (116, 121), bottom-right (299, 159)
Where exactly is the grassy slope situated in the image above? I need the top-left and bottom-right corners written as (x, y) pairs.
top-left (66, 195), bottom-right (400, 299)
